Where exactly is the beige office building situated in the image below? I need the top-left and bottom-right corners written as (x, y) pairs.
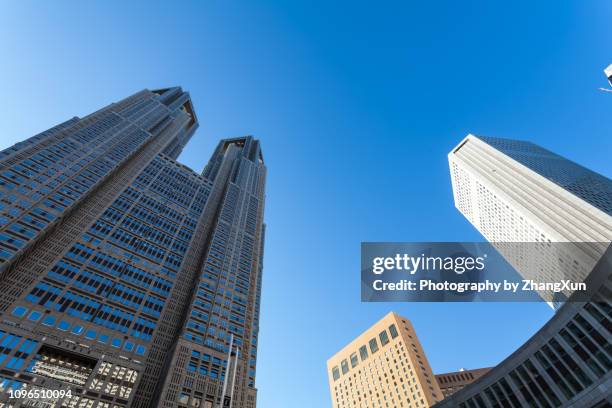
top-left (327, 312), bottom-right (442, 408)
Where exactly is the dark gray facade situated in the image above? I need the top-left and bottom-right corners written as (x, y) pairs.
top-left (433, 245), bottom-right (612, 408)
top-left (0, 88), bottom-right (266, 408)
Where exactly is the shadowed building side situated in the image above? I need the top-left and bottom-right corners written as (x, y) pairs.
top-left (0, 89), bottom-right (266, 408)
top-left (435, 368), bottom-right (492, 398)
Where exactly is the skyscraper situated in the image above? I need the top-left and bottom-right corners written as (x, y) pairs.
top-left (448, 134), bottom-right (612, 307)
top-left (327, 312), bottom-right (443, 408)
top-left (605, 64), bottom-right (612, 87)
top-left (0, 88), bottom-right (266, 408)
top-left (431, 246), bottom-right (612, 408)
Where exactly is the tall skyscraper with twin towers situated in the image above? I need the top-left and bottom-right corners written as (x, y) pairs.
top-left (0, 88), bottom-right (266, 408)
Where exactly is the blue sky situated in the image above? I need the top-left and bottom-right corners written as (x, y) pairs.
top-left (1, 2), bottom-right (611, 407)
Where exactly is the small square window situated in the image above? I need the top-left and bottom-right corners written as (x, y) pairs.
top-left (85, 330), bottom-right (97, 339)
top-left (58, 320), bottom-right (70, 331)
top-left (28, 311), bottom-right (42, 322)
top-left (111, 338), bottom-right (122, 348)
top-left (42, 315), bottom-right (55, 326)
top-left (11, 306), bottom-right (27, 317)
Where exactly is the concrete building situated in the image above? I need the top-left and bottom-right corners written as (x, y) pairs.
top-left (0, 88), bottom-right (266, 408)
top-left (432, 245), bottom-right (612, 408)
top-left (327, 312), bottom-right (442, 408)
top-left (435, 368), bottom-right (492, 398)
top-left (448, 134), bottom-right (612, 307)
top-left (605, 64), bottom-right (612, 87)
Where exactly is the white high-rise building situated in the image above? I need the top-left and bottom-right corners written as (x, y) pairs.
top-left (605, 64), bottom-right (612, 87)
top-left (448, 134), bottom-right (612, 308)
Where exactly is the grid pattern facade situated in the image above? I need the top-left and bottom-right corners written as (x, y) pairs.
top-left (327, 312), bottom-right (442, 408)
top-left (448, 134), bottom-right (612, 306)
top-left (157, 138), bottom-right (266, 408)
top-left (432, 247), bottom-right (612, 408)
top-left (478, 137), bottom-right (612, 216)
top-left (0, 89), bottom-right (266, 408)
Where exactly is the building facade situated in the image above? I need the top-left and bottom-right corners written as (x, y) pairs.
top-left (432, 245), bottom-right (612, 408)
top-left (605, 64), bottom-right (612, 87)
top-left (435, 368), bottom-right (492, 398)
top-left (327, 312), bottom-right (442, 408)
top-left (448, 134), bottom-right (612, 307)
top-left (0, 88), bottom-right (266, 408)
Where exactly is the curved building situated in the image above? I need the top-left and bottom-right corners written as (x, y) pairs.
top-left (433, 245), bottom-right (612, 408)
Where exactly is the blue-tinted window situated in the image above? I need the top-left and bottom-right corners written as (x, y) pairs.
top-left (42, 316), bottom-right (55, 326)
top-left (389, 324), bottom-right (399, 339)
top-left (332, 366), bottom-right (340, 381)
top-left (341, 359), bottom-right (349, 374)
top-left (11, 306), bottom-right (27, 317)
top-left (369, 338), bottom-right (379, 354)
top-left (28, 311), bottom-right (41, 322)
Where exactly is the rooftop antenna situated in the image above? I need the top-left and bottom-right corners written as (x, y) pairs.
top-left (599, 64), bottom-right (612, 93)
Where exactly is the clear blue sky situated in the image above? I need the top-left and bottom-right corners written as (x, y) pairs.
top-left (1, 2), bottom-right (611, 407)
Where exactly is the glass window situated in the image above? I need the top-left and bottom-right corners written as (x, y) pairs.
top-left (124, 341), bottom-right (134, 351)
top-left (85, 329), bottom-right (97, 340)
top-left (58, 320), bottom-right (70, 331)
top-left (42, 315), bottom-right (55, 326)
top-left (350, 353), bottom-right (359, 368)
top-left (11, 306), bottom-right (27, 317)
top-left (389, 324), bottom-right (399, 339)
top-left (28, 311), bottom-right (42, 321)
top-left (379, 330), bottom-right (389, 346)
top-left (359, 345), bottom-right (369, 361)
top-left (99, 334), bottom-right (109, 343)
top-left (341, 359), bottom-right (349, 374)
top-left (72, 325), bottom-right (84, 335)
top-left (332, 366), bottom-right (340, 381)
top-left (111, 338), bottom-right (122, 348)
top-left (369, 338), bottom-right (379, 354)
top-left (136, 345), bottom-right (146, 355)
